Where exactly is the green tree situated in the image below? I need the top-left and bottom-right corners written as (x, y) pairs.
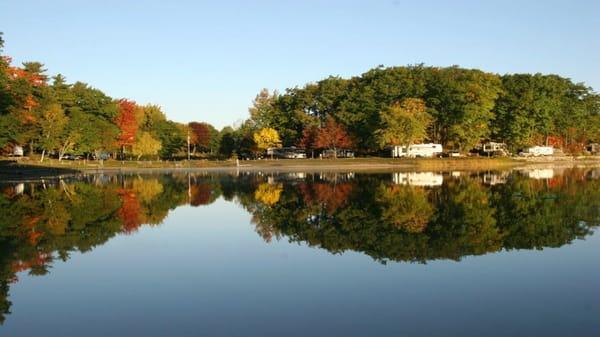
top-left (38, 103), bottom-right (68, 161)
top-left (376, 98), bottom-right (432, 149)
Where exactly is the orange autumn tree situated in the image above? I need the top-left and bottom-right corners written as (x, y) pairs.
top-left (114, 99), bottom-right (138, 158)
top-left (315, 117), bottom-right (353, 158)
top-left (298, 124), bottom-right (319, 158)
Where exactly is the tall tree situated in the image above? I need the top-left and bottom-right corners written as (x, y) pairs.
top-left (376, 98), bottom-right (432, 149)
top-left (298, 122), bottom-right (319, 158)
top-left (188, 122), bottom-right (212, 154)
top-left (114, 99), bottom-right (138, 157)
top-left (38, 103), bottom-right (68, 161)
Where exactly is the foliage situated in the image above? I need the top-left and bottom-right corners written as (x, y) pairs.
top-left (253, 127), bottom-right (282, 153)
top-left (114, 99), bottom-right (138, 153)
top-left (132, 132), bottom-right (162, 160)
top-left (315, 117), bottom-right (353, 155)
top-left (38, 103), bottom-right (68, 160)
top-left (376, 98), bottom-right (432, 148)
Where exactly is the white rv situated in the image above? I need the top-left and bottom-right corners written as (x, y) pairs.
top-left (392, 143), bottom-right (443, 158)
top-left (12, 145), bottom-right (24, 157)
top-left (519, 146), bottom-right (554, 157)
top-left (481, 142), bottom-right (509, 156)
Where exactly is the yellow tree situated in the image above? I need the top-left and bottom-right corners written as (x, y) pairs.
top-left (132, 132), bottom-right (162, 160)
top-left (253, 127), bottom-right (281, 159)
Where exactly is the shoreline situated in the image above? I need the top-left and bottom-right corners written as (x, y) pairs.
top-left (1, 157), bottom-right (599, 182)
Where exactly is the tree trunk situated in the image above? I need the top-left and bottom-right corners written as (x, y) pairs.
top-left (40, 149), bottom-right (46, 162)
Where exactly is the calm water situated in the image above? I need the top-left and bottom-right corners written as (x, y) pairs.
top-left (0, 169), bottom-right (599, 337)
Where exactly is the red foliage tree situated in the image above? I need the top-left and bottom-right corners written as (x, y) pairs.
top-left (298, 125), bottom-right (319, 158)
top-left (315, 117), bottom-right (353, 157)
top-left (188, 122), bottom-right (211, 151)
top-left (114, 99), bottom-right (138, 154)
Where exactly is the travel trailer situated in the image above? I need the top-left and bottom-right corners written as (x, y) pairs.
top-left (481, 142), bottom-right (509, 156)
top-left (12, 145), bottom-right (24, 157)
top-left (391, 143), bottom-right (443, 158)
top-left (519, 146), bottom-right (554, 157)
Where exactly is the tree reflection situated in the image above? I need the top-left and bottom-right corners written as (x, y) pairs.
top-left (0, 169), bottom-right (598, 323)
top-left (376, 184), bottom-right (433, 233)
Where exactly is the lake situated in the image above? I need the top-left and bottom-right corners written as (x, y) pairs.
top-left (0, 168), bottom-right (599, 336)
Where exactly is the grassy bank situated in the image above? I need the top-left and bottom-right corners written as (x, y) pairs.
top-left (1, 156), bottom-right (598, 179)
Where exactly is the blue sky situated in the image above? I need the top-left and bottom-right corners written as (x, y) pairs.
top-left (1, 0), bottom-right (598, 128)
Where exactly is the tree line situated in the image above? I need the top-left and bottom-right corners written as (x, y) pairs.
top-left (247, 66), bottom-right (599, 155)
top-left (1, 32), bottom-right (599, 160)
top-left (0, 34), bottom-right (226, 160)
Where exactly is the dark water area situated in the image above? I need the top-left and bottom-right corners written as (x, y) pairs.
top-left (0, 168), bottom-right (599, 336)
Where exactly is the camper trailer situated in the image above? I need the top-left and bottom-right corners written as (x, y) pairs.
top-left (481, 142), bottom-right (509, 156)
top-left (10, 145), bottom-right (24, 157)
top-left (519, 146), bottom-right (554, 157)
top-left (391, 144), bottom-right (443, 158)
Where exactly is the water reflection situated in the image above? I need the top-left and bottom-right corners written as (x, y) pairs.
top-left (0, 168), bottom-right (599, 324)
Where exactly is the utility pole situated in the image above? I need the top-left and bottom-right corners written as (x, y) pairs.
top-left (187, 132), bottom-right (191, 161)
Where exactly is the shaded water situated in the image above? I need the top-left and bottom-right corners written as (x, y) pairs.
top-left (0, 168), bottom-right (599, 336)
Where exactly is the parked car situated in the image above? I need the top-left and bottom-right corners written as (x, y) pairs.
top-left (441, 150), bottom-right (461, 158)
top-left (62, 154), bottom-right (82, 160)
top-left (267, 147), bottom-right (307, 159)
top-left (321, 149), bottom-right (354, 158)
